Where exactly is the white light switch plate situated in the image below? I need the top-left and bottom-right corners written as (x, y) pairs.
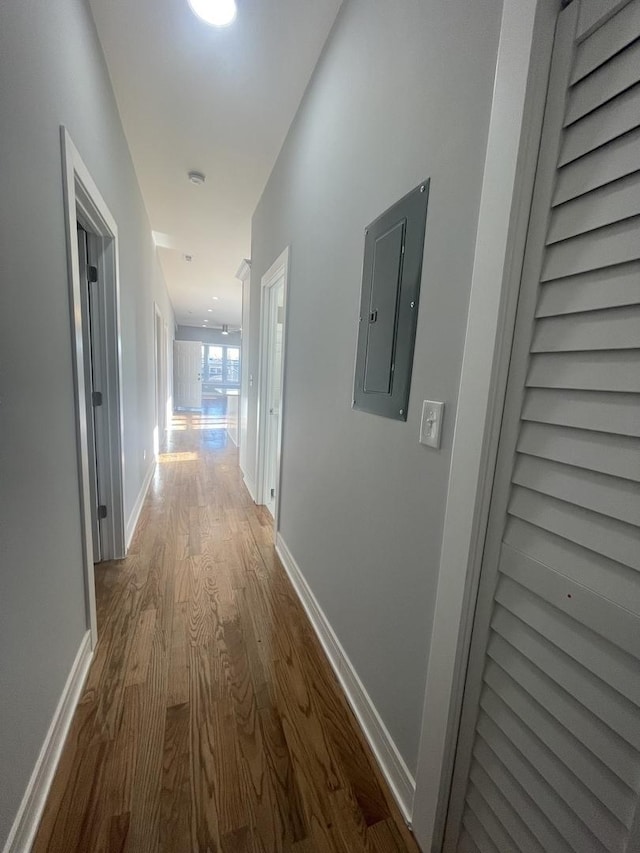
top-left (420, 400), bottom-right (444, 448)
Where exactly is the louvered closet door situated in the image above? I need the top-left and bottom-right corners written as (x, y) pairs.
top-left (444, 2), bottom-right (640, 852)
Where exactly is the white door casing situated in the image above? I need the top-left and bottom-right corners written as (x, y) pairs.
top-left (61, 127), bottom-right (127, 648)
top-left (256, 247), bottom-right (289, 527)
top-left (154, 304), bottom-right (167, 456)
top-left (236, 259), bottom-right (252, 483)
top-left (264, 276), bottom-right (285, 517)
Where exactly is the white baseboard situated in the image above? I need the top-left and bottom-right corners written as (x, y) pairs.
top-left (125, 460), bottom-right (156, 551)
top-left (242, 472), bottom-right (257, 503)
top-left (3, 632), bottom-right (93, 853)
top-left (275, 534), bottom-right (415, 824)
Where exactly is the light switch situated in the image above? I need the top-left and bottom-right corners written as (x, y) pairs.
top-left (419, 400), bottom-right (444, 448)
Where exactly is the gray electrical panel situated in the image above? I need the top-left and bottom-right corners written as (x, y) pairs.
top-left (353, 179), bottom-right (430, 421)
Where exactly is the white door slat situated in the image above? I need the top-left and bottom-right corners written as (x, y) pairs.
top-left (473, 737), bottom-right (573, 853)
top-left (577, 0), bottom-right (635, 42)
top-left (483, 656), bottom-right (635, 825)
top-left (554, 127), bottom-right (640, 206)
top-left (512, 454), bottom-right (640, 526)
top-left (522, 388), bottom-right (640, 437)
top-left (468, 766), bottom-right (546, 853)
top-left (531, 304), bottom-right (640, 351)
top-left (548, 171), bottom-right (640, 244)
top-left (508, 486), bottom-right (640, 571)
top-left (476, 715), bottom-right (609, 853)
top-left (493, 596), bottom-right (640, 709)
top-left (463, 808), bottom-right (501, 853)
top-left (566, 37), bottom-right (640, 124)
top-left (504, 516), bottom-right (640, 616)
top-left (527, 350), bottom-right (640, 393)
top-left (487, 624), bottom-right (639, 788)
top-left (488, 631), bottom-right (640, 776)
top-left (542, 216), bottom-right (640, 280)
top-left (517, 421), bottom-right (640, 482)
top-left (459, 828), bottom-right (483, 853)
top-left (560, 84), bottom-right (640, 166)
top-left (572, 0), bottom-right (640, 82)
top-left (500, 544), bottom-right (640, 658)
top-left (466, 783), bottom-right (523, 853)
top-left (480, 685), bottom-right (626, 851)
top-left (537, 262), bottom-right (640, 316)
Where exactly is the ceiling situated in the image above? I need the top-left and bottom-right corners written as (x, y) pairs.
top-left (89, 0), bottom-right (343, 328)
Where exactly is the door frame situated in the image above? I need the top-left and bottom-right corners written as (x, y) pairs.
top-left (236, 259), bottom-right (252, 483)
top-left (411, 1), bottom-right (562, 847)
top-left (61, 127), bottom-right (126, 648)
top-left (153, 302), bottom-right (166, 457)
top-left (256, 247), bottom-right (289, 528)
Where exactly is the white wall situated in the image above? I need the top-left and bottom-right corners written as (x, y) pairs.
top-left (0, 0), bottom-right (174, 845)
top-left (176, 324), bottom-right (242, 347)
top-left (248, 0), bottom-right (503, 774)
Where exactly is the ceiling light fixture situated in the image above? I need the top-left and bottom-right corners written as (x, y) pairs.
top-left (221, 324), bottom-right (229, 335)
top-left (212, 296), bottom-right (219, 301)
top-left (188, 0), bottom-right (237, 27)
top-left (188, 170), bottom-right (206, 185)
top-left (207, 308), bottom-right (213, 312)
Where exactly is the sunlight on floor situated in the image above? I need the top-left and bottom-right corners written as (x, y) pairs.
top-left (166, 407), bottom-right (231, 450)
top-left (170, 411), bottom-right (228, 431)
top-left (157, 451), bottom-right (199, 463)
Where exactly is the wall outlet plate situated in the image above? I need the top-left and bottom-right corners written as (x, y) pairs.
top-left (420, 400), bottom-right (444, 448)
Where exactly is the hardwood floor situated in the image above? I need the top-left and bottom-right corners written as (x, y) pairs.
top-left (33, 411), bottom-right (420, 853)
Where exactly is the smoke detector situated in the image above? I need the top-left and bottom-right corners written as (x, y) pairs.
top-left (188, 170), bottom-right (206, 186)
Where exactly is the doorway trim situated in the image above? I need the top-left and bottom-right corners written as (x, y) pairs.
top-left (153, 301), bottom-right (166, 458)
top-left (256, 246), bottom-right (290, 528)
top-left (60, 127), bottom-right (126, 648)
top-left (411, 1), bottom-right (561, 848)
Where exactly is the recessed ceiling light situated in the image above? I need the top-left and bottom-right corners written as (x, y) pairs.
top-left (188, 170), bottom-right (206, 185)
top-left (188, 0), bottom-right (237, 27)
top-left (207, 309), bottom-right (213, 312)
top-left (212, 296), bottom-right (219, 301)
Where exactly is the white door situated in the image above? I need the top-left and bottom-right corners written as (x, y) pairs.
top-left (263, 275), bottom-right (285, 518)
top-left (445, 2), bottom-right (640, 851)
top-left (77, 225), bottom-right (104, 562)
top-left (173, 340), bottom-right (203, 410)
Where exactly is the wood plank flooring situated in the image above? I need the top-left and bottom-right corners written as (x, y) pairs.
top-left (33, 412), bottom-right (420, 853)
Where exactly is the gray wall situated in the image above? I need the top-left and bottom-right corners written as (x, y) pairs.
top-left (0, 0), bottom-right (174, 844)
top-left (176, 324), bottom-right (242, 347)
top-left (249, 0), bottom-right (502, 771)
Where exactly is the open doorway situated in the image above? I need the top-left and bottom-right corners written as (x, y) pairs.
top-left (257, 248), bottom-right (289, 523)
top-left (62, 128), bottom-right (126, 646)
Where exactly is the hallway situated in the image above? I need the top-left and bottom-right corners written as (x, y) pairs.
top-left (33, 415), bottom-right (417, 853)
